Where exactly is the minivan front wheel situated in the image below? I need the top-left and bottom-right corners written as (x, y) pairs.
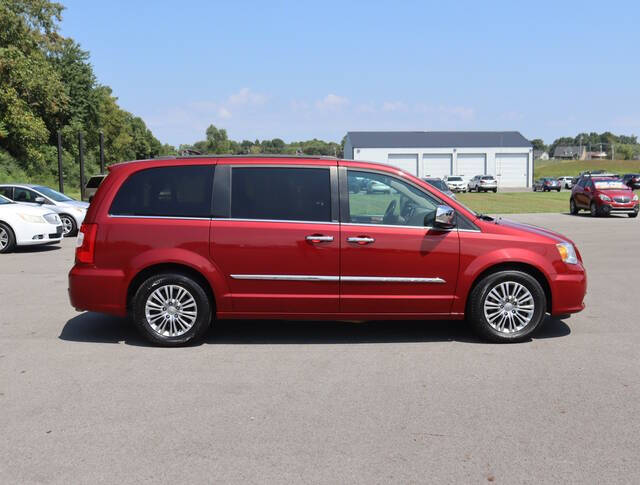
top-left (468, 270), bottom-right (546, 343)
top-left (132, 273), bottom-right (212, 346)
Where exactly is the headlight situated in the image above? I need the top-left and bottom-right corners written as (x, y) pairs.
top-left (598, 194), bottom-right (611, 202)
top-left (18, 213), bottom-right (45, 223)
top-left (556, 242), bottom-right (578, 265)
top-left (634, 194), bottom-right (639, 201)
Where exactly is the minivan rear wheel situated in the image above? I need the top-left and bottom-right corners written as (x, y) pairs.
top-left (132, 273), bottom-right (212, 346)
top-left (468, 270), bottom-right (546, 343)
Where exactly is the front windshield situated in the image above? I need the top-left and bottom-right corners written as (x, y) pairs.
top-left (594, 179), bottom-right (626, 190)
top-left (448, 177), bottom-right (462, 181)
top-left (0, 195), bottom-right (12, 205)
top-left (33, 186), bottom-right (74, 202)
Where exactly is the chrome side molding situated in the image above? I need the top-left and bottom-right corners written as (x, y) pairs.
top-left (230, 274), bottom-right (445, 283)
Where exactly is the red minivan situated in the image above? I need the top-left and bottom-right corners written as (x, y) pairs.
top-left (69, 156), bottom-right (587, 346)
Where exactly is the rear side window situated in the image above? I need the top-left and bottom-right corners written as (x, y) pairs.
top-left (86, 176), bottom-right (105, 189)
top-left (110, 165), bottom-right (214, 218)
top-left (0, 187), bottom-right (12, 199)
top-left (231, 167), bottom-right (331, 222)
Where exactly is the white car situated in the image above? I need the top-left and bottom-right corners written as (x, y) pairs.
top-left (443, 176), bottom-right (467, 193)
top-left (557, 176), bottom-right (573, 189)
top-left (0, 195), bottom-right (63, 253)
top-left (0, 184), bottom-right (89, 236)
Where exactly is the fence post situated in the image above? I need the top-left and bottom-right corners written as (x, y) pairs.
top-left (78, 132), bottom-right (85, 201)
top-left (57, 130), bottom-right (64, 193)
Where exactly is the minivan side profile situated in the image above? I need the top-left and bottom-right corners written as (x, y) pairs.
top-left (69, 156), bottom-right (587, 346)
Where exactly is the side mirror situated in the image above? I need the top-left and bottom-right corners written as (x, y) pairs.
top-left (432, 205), bottom-right (456, 229)
top-left (35, 196), bottom-right (45, 204)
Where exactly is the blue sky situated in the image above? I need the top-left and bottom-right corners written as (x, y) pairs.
top-left (61, 0), bottom-right (640, 147)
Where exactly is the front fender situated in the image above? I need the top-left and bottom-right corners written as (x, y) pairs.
top-left (452, 246), bottom-right (555, 314)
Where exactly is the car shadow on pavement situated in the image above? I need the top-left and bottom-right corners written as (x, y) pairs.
top-left (59, 312), bottom-right (570, 346)
top-left (13, 244), bottom-right (61, 253)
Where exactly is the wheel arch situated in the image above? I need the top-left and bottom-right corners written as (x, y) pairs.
top-left (126, 263), bottom-right (217, 314)
top-left (465, 262), bottom-right (552, 314)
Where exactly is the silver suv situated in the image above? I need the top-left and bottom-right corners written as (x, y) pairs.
top-left (468, 175), bottom-right (498, 193)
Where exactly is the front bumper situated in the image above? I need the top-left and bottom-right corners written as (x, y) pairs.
top-left (551, 264), bottom-right (587, 315)
top-left (598, 201), bottom-right (639, 214)
top-left (16, 222), bottom-right (63, 245)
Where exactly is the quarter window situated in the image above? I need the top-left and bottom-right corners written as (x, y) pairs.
top-left (231, 167), bottom-right (331, 222)
top-left (346, 170), bottom-right (438, 226)
top-left (110, 165), bottom-right (214, 218)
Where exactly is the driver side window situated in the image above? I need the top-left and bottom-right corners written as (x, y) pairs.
top-left (346, 170), bottom-right (438, 226)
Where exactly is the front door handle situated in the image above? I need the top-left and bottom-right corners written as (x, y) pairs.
top-left (347, 236), bottom-right (375, 245)
top-left (306, 234), bottom-right (334, 243)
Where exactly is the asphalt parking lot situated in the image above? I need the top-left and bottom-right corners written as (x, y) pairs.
top-left (1, 213), bottom-right (639, 484)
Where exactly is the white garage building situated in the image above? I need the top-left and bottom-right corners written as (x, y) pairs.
top-left (343, 131), bottom-right (533, 188)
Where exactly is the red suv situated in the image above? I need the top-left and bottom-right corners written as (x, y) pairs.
top-left (570, 175), bottom-right (639, 217)
top-left (69, 156), bottom-right (587, 346)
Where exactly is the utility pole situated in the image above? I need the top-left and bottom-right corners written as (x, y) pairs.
top-left (57, 130), bottom-right (64, 193)
top-left (78, 132), bottom-right (85, 201)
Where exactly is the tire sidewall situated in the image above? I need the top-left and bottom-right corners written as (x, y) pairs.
top-left (60, 214), bottom-right (77, 237)
top-left (469, 271), bottom-right (547, 342)
top-left (132, 273), bottom-right (212, 346)
top-left (0, 222), bottom-right (17, 253)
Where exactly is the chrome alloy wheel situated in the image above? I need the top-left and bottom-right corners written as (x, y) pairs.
top-left (60, 215), bottom-right (74, 235)
top-left (0, 227), bottom-right (8, 249)
top-left (483, 281), bottom-right (535, 334)
top-left (145, 285), bottom-right (198, 337)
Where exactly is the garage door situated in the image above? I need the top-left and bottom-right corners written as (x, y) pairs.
top-left (387, 154), bottom-right (418, 176)
top-left (421, 154), bottom-right (452, 178)
top-left (456, 154), bottom-right (485, 178)
top-left (496, 153), bottom-right (528, 187)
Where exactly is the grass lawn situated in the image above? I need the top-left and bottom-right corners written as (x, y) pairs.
top-left (456, 190), bottom-right (570, 214)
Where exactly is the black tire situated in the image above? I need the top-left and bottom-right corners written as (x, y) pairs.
top-left (59, 214), bottom-right (77, 237)
top-left (629, 211), bottom-right (638, 218)
top-left (468, 270), bottom-right (547, 343)
top-left (569, 198), bottom-right (579, 215)
top-left (556, 188), bottom-right (561, 192)
top-left (132, 272), bottom-right (212, 346)
top-left (590, 202), bottom-right (599, 217)
top-left (0, 222), bottom-right (17, 254)
top-left (492, 189), bottom-right (497, 193)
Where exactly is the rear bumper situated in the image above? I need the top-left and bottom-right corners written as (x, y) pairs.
top-left (68, 265), bottom-right (128, 317)
top-left (550, 266), bottom-right (587, 315)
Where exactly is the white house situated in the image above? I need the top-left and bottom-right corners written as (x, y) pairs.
top-left (343, 131), bottom-right (533, 188)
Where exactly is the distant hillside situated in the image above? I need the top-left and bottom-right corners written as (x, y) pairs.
top-left (535, 159), bottom-right (640, 178)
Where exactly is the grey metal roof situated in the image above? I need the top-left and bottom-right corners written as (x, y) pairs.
top-left (347, 131), bottom-right (531, 149)
top-left (553, 145), bottom-right (585, 157)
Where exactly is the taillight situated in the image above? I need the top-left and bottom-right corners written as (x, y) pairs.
top-left (75, 223), bottom-right (97, 264)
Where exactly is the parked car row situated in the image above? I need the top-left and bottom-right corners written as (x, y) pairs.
top-left (0, 184), bottom-right (89, 240)
top-left (0, 195), bottom-right (63, 253)
top-left (440, 175), bottom-right (499, 193)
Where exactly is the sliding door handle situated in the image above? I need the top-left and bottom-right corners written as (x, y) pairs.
top-left (306, 234), bottom-right (334, 243)
top-left (347, 236), bottom-right (375, 245)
